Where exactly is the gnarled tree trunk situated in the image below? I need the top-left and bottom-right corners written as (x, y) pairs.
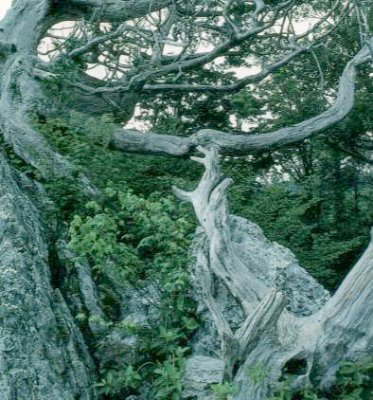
top-left (176, 147), bottom-right (373, 400)
top-left (0, 0), bottom-right (372, 399)
top-left (0, 2), bottom-right (98, 399)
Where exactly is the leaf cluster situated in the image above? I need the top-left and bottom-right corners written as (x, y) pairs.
top-left (69, 185), bottom-right (197, 398)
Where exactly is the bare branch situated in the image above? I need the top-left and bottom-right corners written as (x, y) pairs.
top-left (65, 24), bottom-right (147, 60)
top-left (111, 128), bottom-right (193, 156)
top-left (253, 0), bottom-right (266, 18)
top-left (295, 0), bottom-right (348, 41)
top-left (111, 39), bottom-right (373, 157)
top-left (193, 40), bottom-right (373, 153)
top-left (141, 46), bottom-right (308, 93)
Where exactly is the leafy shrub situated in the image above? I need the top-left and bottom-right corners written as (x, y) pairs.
top-left (211, 382), bottom-right (238, 400)
top-left (69, 185), bottom-right (198, 398)
top-left (270, 359), bottom-right (373, 400)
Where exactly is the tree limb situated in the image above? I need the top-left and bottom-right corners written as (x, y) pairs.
top-left (141, 46), bottom-right (308, 93)
top-left (111, 39), bottom-right (372, 156)
top-left (59, 0), bottom-right (173, 22)
top-left (111, 128), bottom-right (194, 156)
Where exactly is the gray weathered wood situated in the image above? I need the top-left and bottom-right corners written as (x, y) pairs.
top-left (0, 1), bottom-right (371, 398)
top-left (177, 147), bottom-right (373, 399)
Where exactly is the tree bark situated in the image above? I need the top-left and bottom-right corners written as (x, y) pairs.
top-left (0, 153), bottom-right (96, 399)
top-left (176, 147), bottom-right (373, 400)
top-left (0, 1), bottom-right (372, 399)
top-left (0, 2), bottom-right (99, 398)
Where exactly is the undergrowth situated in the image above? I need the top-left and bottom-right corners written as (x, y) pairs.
top-left (33, 113), bottom-right (200, 398)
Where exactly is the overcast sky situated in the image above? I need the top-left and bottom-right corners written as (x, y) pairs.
top-left (0, 1), bottom-right (12, 20)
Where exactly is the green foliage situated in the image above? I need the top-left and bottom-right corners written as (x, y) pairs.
top-left (34, 111), bottom-right (201, 198)
top-left (211, 382), bottom-right (238, 400)
top-left (69, 184), bottom-right (197, 398)
top-left (231, 90), bottom-right (265, 120)
top-left (152, 348), bottom-right (186, 399)
top-left (95, 365), bottom-right (142, 396)
top-left (332, 359), bottom-right (373, 400)
top-left (0, 133), bottom-right (41, 180)
top-left (247, 363), bottom-right (268, 385)
top-left (31, 110), bottom-right (201, 399)
top-left (44, 175), bottom-right (89, 219)
top-left (270, 359), bottom-right (373, 400)
top-left (225, 149), bottom-right (373, 290)
top-left (69, 184), bottom-right (194, 284)
top-left (269, 377), bottom-right (294, 400)
top-left (21, 2), bottom-right (373, 399)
